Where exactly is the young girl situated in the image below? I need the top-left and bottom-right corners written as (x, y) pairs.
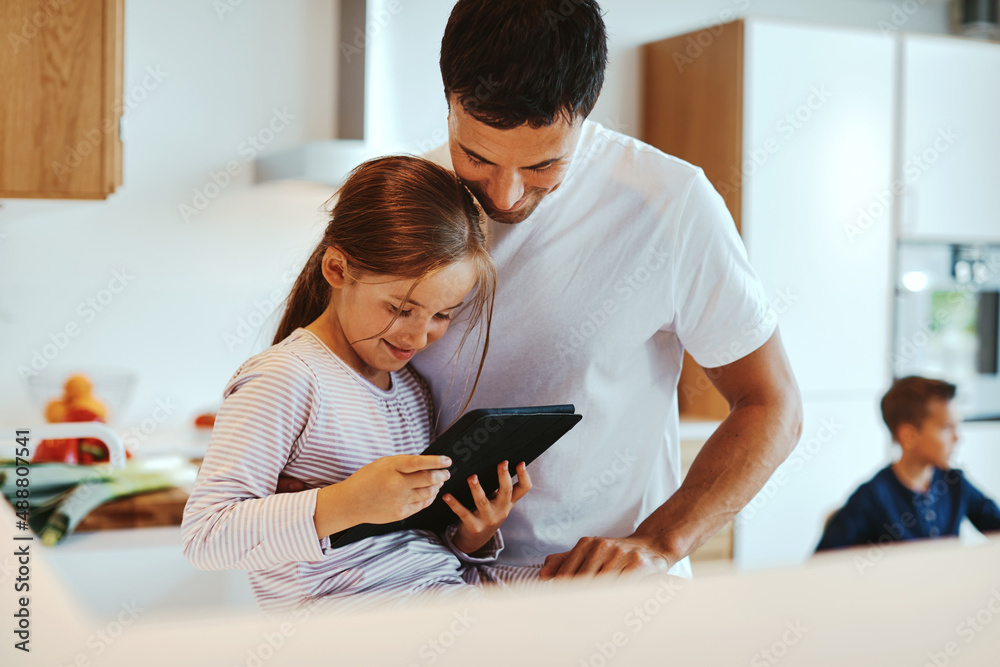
top-left (182, 156), bottom-right (538, 614)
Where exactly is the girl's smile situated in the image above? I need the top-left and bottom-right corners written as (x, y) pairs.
top-left (308, 253), bottom-right (479, 388)
top-left (383, 339), bottom-right (416, 361)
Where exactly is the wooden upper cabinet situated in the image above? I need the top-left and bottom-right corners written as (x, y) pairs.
top-left (0, 0), bottom-right (123, 199)
top-left (643, 20), bottom-right (744, 235)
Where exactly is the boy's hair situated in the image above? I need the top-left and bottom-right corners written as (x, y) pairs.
top-left (274, 155), bottom-right (497, 415)
top-left (440, 0), bottom-right (608, 129)
top-left (880, 376), bottom-right (957, 440)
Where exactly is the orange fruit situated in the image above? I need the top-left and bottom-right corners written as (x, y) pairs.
top-left (64, 374), bottom-right (94, 401)
top-left (45, 399), bottom-right (68, 423)
top-left (67, 395), bottom-right (108, 421)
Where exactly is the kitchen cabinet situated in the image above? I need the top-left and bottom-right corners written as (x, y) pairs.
top-left (0, 0), bottom-right (123, 199)
top-left (644, 18), bottom-right (896, 402)
top-left (644, 18), bottom-right (897, 567)
top-left (900, 34), bottom-right (1000, 242)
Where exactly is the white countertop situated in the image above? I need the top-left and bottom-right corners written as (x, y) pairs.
top-left (3, 491), bottom-right (998, 666)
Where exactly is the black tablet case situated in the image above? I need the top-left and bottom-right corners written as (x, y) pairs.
top-left (327, 404), bottom-right (582, 548)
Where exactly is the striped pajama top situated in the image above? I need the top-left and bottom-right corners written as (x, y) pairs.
top-left (181, 328), bottom-right (507, 614)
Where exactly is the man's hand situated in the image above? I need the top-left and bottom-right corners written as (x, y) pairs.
top-left (539, 535), bottom-right (672, 580)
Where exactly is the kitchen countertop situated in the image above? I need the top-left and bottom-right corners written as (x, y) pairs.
top-left (4, 494), bottom-right (997, 666)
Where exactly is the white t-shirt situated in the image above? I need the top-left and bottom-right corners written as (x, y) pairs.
top-left (412, 121), bottom-right (776, 575)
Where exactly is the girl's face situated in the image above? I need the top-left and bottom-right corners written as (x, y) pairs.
top-left (333, 258), bottom-right (479, 380)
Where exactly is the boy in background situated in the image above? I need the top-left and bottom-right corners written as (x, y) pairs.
top-left (816, 376), bottom-right (1000, 551)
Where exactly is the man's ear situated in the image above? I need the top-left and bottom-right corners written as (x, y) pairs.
top-left (320, 246), bottom-right (352, 289)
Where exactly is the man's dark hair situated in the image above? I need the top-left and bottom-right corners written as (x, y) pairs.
top-left (880, 376), bottom-right (957, 440)
top-left (440, 0), bottom-right (608, 129)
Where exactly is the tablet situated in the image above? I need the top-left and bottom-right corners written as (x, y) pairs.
top-left (328, 404), bottom-right (582, 548)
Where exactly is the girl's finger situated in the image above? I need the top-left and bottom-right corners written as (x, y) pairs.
top-left (468, 474), bottom-right (491, 509)
top-left (396, 455), bottom-right (452, 474)
top-left (413, 484), bottom-right (441, 502)
top-left (442, 493), bottom-right (474, 522)
top-left (496, 460), bottom-right (513, 500)
top-left (511, 462), bottom-right (532, 503)
top-left (408, 468), bottom-right (451, 489)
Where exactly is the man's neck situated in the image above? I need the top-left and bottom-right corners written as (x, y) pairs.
top-left (891, 457), bottom-right (935, 493)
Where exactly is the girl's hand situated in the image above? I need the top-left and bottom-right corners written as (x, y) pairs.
top-left (442, 460), bottom-right (532, 554)
top-left (341, 454), bottom-right (452, 525)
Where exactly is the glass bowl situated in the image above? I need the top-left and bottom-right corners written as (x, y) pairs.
top-left (24, 367), bottom-right (137, 425)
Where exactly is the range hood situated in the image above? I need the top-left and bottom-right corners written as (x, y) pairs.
top-left (256, 0), bottom-right (451, 186)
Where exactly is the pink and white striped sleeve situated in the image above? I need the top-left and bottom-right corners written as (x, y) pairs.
top-left (182, 351), bottom-right (326, 571)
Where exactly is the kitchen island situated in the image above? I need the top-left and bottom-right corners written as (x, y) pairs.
top-left (3, 496), bottom-right (997, 667)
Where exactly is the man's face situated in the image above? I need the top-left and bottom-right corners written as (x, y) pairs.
top-left (447, 95), bottom-right (584, 224)
top-left (907, 399), bottom-right (960, 470)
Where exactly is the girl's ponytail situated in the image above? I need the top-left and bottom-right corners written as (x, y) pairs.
top-left (272, 244), bottom-right (329, 345)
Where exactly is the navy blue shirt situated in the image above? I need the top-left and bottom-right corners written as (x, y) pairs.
top-left (816, 466), bottom-right (1000, 551)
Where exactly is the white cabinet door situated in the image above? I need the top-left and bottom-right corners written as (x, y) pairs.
top-left (901, 34), bottom-right (1000, 242)
top-left (741, 20), bottom-right (896, 397)
top-left (734, 397), bottom-right (890, 570)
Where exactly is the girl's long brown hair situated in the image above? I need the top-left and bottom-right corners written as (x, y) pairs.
top-left (274, 155), bottom-right (496, 416)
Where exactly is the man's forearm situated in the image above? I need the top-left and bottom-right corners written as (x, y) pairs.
top-left (633, 398), bottom-right (802, 564)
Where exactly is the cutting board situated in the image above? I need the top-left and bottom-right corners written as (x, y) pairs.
top-left (76, 486), bottom-right (190, 532)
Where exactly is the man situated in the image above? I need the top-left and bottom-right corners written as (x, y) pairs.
top-left (409, 0), bottom-right (802, 579)
top-left (280, 0), bottom-right (801, 580)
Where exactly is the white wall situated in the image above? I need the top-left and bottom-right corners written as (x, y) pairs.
top-left (0, 1), bottom-right (339, 437)
top-left (0, 1), bottom-right (950, 449)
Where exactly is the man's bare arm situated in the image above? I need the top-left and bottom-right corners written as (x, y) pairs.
top-left (633, 327), bottom-right (802, 562)
top-left (541, 327), bottom-right (802, 578)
